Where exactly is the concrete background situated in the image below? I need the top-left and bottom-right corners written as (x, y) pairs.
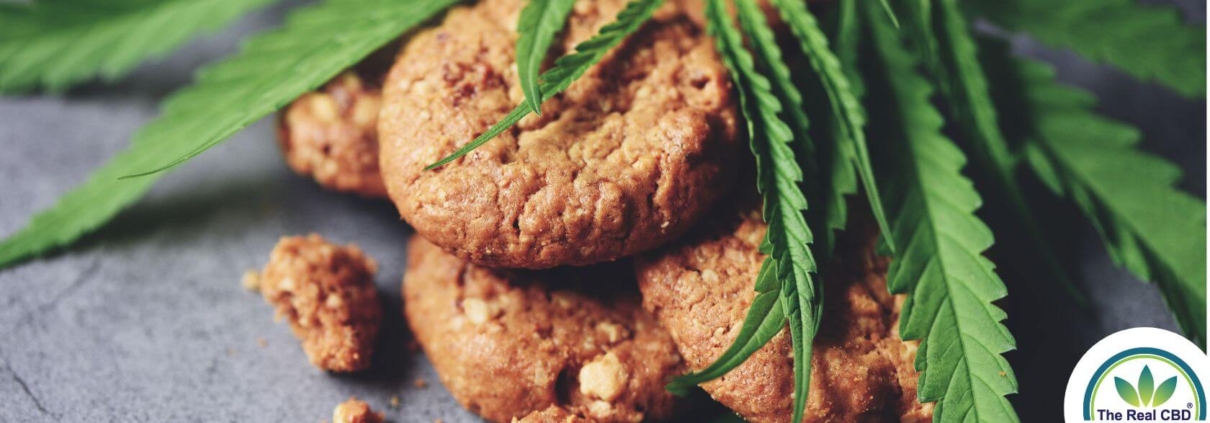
top-left (0, 1), bottom-right (1204, 422)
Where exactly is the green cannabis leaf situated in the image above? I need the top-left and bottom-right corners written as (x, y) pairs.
top-left (1154, 377), bottom-right (1178, 407)
top-left (875, 0), bottom-right (899, 29)
top-left (770, 0), bottom-right (894, 254)
top-left (864, 4), bottom-right (1019, 421)
top-left (426, 0), bottom-right (664, 170)
top-left (0, 0), bottom-right (280, 93)
top-left (1117, 377), bottom-right (1142, 407)
top-left (666, 259), bottom-right (784, 395)
top-left (676, 2), bottom-right (823, 423)
top-left (666, 0), bottom-right (814, 393)
top-left (969, 0), bottom-right (1206, 98)
top-left (0, 0), bottom-right (459, 268)
top-left (1139, 365), bottom-right (1155, 406)
top-left (1114, 366), bottom-right (1179, 407)
top-left (988, 52), bottom-right (1208, 346)
top-left (810, 0), bottom-right (860, 255)
top-left (515, 0), bottom-right (577, 114)
top-left (923, 0), bottom-right (1084, 303)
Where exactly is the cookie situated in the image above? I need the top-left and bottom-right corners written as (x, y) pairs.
top-left (379, 0), bottom-right (740, 268)
top-left (333, 397), bottom-right (385, 423)
top-left (513, 406), bottom-right (592, 423)
top-left (278, 69), bottom-right (388, 198)
top-left (635, 209), bottom-right (934, 423)
top-left (258, 234), bottom-right (382, 372)
top-left (403, 237), bottom-right (683, 423)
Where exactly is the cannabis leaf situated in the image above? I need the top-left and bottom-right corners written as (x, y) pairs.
top-left (770, 0), bottom-right (894, 253)
top-left (1113, 366), bottom-right (1179, 407)
top-left (864, 4), bottom-right (1019, 421)
top-left (923, 0), bottom-right (1084, 302)
top-left (1154, 377), bottom-right (1178, 407)
top-left (515, 0), bottom-right (577, 114)
top-left (673, 2), bottom-right (823, 423)
top-left (426, 0), bottom-right (664, 169)
top-left (988, 52), bottom-right (1208, 346)
top-left (1139, 365), bottom-right (1155, 406)
top-left (0, 0), bottom-right (459, 268)
top-left (969, 0), bottom-right (1206, 98)
top-left (666, 259), bottom-right (784, 395)
top-left (0, 0), bottom-right (279, 93)
top-left (1117, 377), bottom-right (1142, 407)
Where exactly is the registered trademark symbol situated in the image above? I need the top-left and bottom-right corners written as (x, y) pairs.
top-left (1188, 402), bottom-right (1194, 409)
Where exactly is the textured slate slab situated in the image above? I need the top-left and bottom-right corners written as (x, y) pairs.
top-left (0, 1), bottom-right (1203, 422)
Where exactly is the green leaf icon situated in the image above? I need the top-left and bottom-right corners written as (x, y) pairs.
top-left (1140, 366), bottom-right (1155, 406)
top-left (1153, 377), bottom-right (1178, 407)
top-left (1117, 377), bottom-right (1141, 407)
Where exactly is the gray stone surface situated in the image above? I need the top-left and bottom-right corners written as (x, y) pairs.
top-left (0, 1), bottom-right (1203, 422)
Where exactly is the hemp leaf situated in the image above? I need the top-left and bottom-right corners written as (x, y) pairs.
top-left (671, 3), bottom-right (824, 423)
top-left (985, 47), bottom-right (1208, 347)
top-left (770, 0), bottom-right (895, 253)
top-left (0, 0), bottom-right (279, 93)
top-left (515, 0), bottom-right (577, 114)
top-left (0, 0), bottom-right (460, 267)
top-left (1116, 366), bottom-right (1180, 407)
top-left (969, 0), bottom-right (1206, 98)
top-left (911, 0), bottom-right (1084, 302)
top-left (1117, 377), bottom-right (1142, 407)
top-left (863, 3), bottom-right (1019, 421)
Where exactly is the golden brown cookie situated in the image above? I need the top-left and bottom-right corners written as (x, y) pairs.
top-left (278, 69), bottom-right (387, 198)
top-left (333, 397), bottom-right (385, 423)
top-left (379, 0), bottom-right (740, 269)
top-left (634, 209), bottom-right (933, 423)
top-left (403, 237), bottom-right (683, 423)
top-left (512, 406), bottom-right (593, 423)
top-left (258, 234), bottom-right (382, 372)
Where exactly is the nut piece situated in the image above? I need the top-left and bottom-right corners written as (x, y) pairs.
top-left (333, 397), bottom-right (385, 423)
top-left (259, 234), bottom-right (382, 372)
top-left (278, 71), bottom-right (387, 198)
top-left (578, 352), bottom-right (627, 402)
top-left (512, 406), bottom-right (592, 423)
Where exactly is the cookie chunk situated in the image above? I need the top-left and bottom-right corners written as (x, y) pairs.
top-left (513, 406), bottom-right (592, 423)
top-left (258, 234), bottom-right (382, 372)
top-left (278, 70), bottom-right (387, 198)
top-left (379, 0), bottom-right (740, 268)
top-left (403, 237), bottom-right (682, 423)
top-left (333, 397), bottom-right (385, 423)
top-left (635, 209), bottom-right (933, 423)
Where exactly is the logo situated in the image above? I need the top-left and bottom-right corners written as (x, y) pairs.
top-left (1066, 328), bottom-right (1210, 421)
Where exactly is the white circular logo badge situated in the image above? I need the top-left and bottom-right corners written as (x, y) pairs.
top-left (1065, 328), bottom-right (1210, 422)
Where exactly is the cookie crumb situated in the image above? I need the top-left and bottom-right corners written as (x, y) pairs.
top-left (279, 71), bottom-right (388, 198)
top-left (258, 234), bottom-right (383, 372)
top-left (242, 270), bottom-right (261, 291)
top-left (413, 378), bottom-right (428, 388)
top-left (389, 396), bottom-right (400, 408)
top-left (256, 337), bottom-right (268, 348)
top-left (333, 397), bottom-right (384, 423)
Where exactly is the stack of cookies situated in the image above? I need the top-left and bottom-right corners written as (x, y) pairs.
top-left (272, 0), bottom-right (933, 421)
